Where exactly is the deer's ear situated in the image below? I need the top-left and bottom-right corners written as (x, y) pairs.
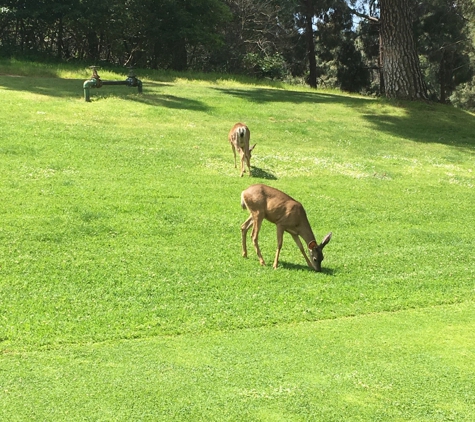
top-left (250, 143), bottom-right (256, 152)
top-left (308, 240), bottom-right (317, 249)
top-left (321, 232), bottom-right (332, 247)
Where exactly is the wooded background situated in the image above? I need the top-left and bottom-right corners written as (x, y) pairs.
top-left (1, 0), bottom-right (475, 106)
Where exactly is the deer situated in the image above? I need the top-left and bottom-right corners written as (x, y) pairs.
top-left (240, 184), bottom-right (332, 272)
top-left (228, 123), bottom-right (256, 177)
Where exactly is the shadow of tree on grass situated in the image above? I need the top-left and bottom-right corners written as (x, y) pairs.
top-left (213, 86), bottom-right (370, 106)
top-left (214, 86), bottom-right (475, 150)
top-left (2, 73), bottom-right (474, 150)
top-left (0, 76), bottom-right (212, 112)
top-left (360, 101), bottom-right (475, 151)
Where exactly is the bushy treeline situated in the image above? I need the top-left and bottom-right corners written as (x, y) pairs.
top-left (0, 0), bottom-right (474, 107)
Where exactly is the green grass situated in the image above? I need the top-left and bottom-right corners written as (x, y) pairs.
top-left (2, 303), bottom-right (474, 421)
top-left (1, 59), bottom-right (474, 420)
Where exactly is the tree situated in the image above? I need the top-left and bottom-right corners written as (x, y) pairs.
top-left (1, 0), bottom-right (474, 99)
top-left (416, 0), bottom-right (473, 103)
top-left (315, 3), bottom-right (369, 91)
top-left (379, 0), bottom-right (429, 99)
top-left (217, 0), bottom-right (292, 77)
top-left (349, 0), bottom-right (429, 99)
top-left (294, 0), bottom-right (340, 88)
top-left (121, 0), bottom-right (231, 70)
top-left (301, 0), bottom-right (318, 87)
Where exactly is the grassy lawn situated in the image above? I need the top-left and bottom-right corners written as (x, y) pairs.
top-left (1, 59), bottom-right (474, 420)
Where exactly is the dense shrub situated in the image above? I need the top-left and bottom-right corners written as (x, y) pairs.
top-left (450, 77), bottom-right (475, 111)
top-left (242, 53), bottom-right (288, 80)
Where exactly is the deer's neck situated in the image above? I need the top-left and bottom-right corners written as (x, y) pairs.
top-left (298, 217), bottom-right (316, 246)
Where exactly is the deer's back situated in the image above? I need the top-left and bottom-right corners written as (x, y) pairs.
top-left (229, 123), bottom-right (250, 148)
top-left (242, 184), bottom-right (305, 225)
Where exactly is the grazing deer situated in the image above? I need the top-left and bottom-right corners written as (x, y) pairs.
top-left (228, 123), bottom-right (256, 177)
top-left (240, 184), bottom-right (332, 271)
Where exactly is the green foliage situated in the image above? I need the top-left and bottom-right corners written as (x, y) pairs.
top-left (416, 0), bottom-right (474, 102)
top-left (242, 52), bottom-right (288, 80)
top-left (314, 3), bottom-right (370, 92)
top-left (0, 60), bottom-right (474, 420)
top-left (2, 0), bottom-right (475, 96)
top-left (450, 76), bottom-right (475, 110)
top-left (0, 0), bottom-right (232, 69)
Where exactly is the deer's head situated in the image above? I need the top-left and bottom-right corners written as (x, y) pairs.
top-left (308, 232), bottom-right (332, 272)
top-left (239, 143), bottom-right (256, 160)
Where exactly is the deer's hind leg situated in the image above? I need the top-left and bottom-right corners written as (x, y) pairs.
top-left (241, 215), bottom-right (253, 258)
top-left (231, 143), bottom-right (237, 168)
top-left (239, 150), bottom-right (246, 177)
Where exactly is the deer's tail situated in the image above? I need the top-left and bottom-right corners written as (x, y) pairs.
top-left (240, 192), bottom-right (248, 210)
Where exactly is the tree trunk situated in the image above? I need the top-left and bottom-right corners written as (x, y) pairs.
top-left (302, 0), bottom-right (317, 88)
top-left (86, 31), bottom-right (99, 61)
top-left (380, 0), bottom-right (428, 100)
top-left (171, 39), bottom-right (188, 71)
top-left (56, 17), bottom-right (63, 60)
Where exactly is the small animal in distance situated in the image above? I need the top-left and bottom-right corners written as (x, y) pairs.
top-left (228, 123), bottom-right (256, 177)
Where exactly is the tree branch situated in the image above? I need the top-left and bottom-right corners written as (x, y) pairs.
top-left (347, 6), bottom-right (379, 23)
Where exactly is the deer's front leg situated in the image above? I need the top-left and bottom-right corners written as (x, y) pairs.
top-left (239, 154), bottom-right (245, 177)
top-left (241, 216), bottom-right (253, 258)
top-left (244, 152), bottom-right (252, 177)
top-left (291, 234), bottom-right (313, 269)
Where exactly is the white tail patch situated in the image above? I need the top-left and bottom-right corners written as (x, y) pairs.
top-left (236, 127), bottom-right (247, 148)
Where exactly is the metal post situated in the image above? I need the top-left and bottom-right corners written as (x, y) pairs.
top-left (83, 79), bottom-right (97, 102)
top-left (83, 65), bottom-right (142, 101)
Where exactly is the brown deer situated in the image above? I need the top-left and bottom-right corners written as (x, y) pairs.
top-left (228, 123), bottom-right (256, 177)
top-left (240, 184), bottom-right (332, 271)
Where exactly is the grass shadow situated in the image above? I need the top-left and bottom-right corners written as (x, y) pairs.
top-left (213, 86), bottom-right (371, 106)
top-left (0, 76), bottom-right (211, 111)
top-left (278, 261), bottom-right (312, 271)
top-left (251, 166), bottom-right (277, 180)
top-left (2, 64), bottom-right (474, 149)
top-left (359, 100), bottom-right (475, 150)
top-left (214, 86), bottom-right (475, 150)
top-left (278, 261), bottom-right (335, 275)
top-left (0, 75), bottom-right (84, 98)
top-left (130, 93), bottom-right (212, 112)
